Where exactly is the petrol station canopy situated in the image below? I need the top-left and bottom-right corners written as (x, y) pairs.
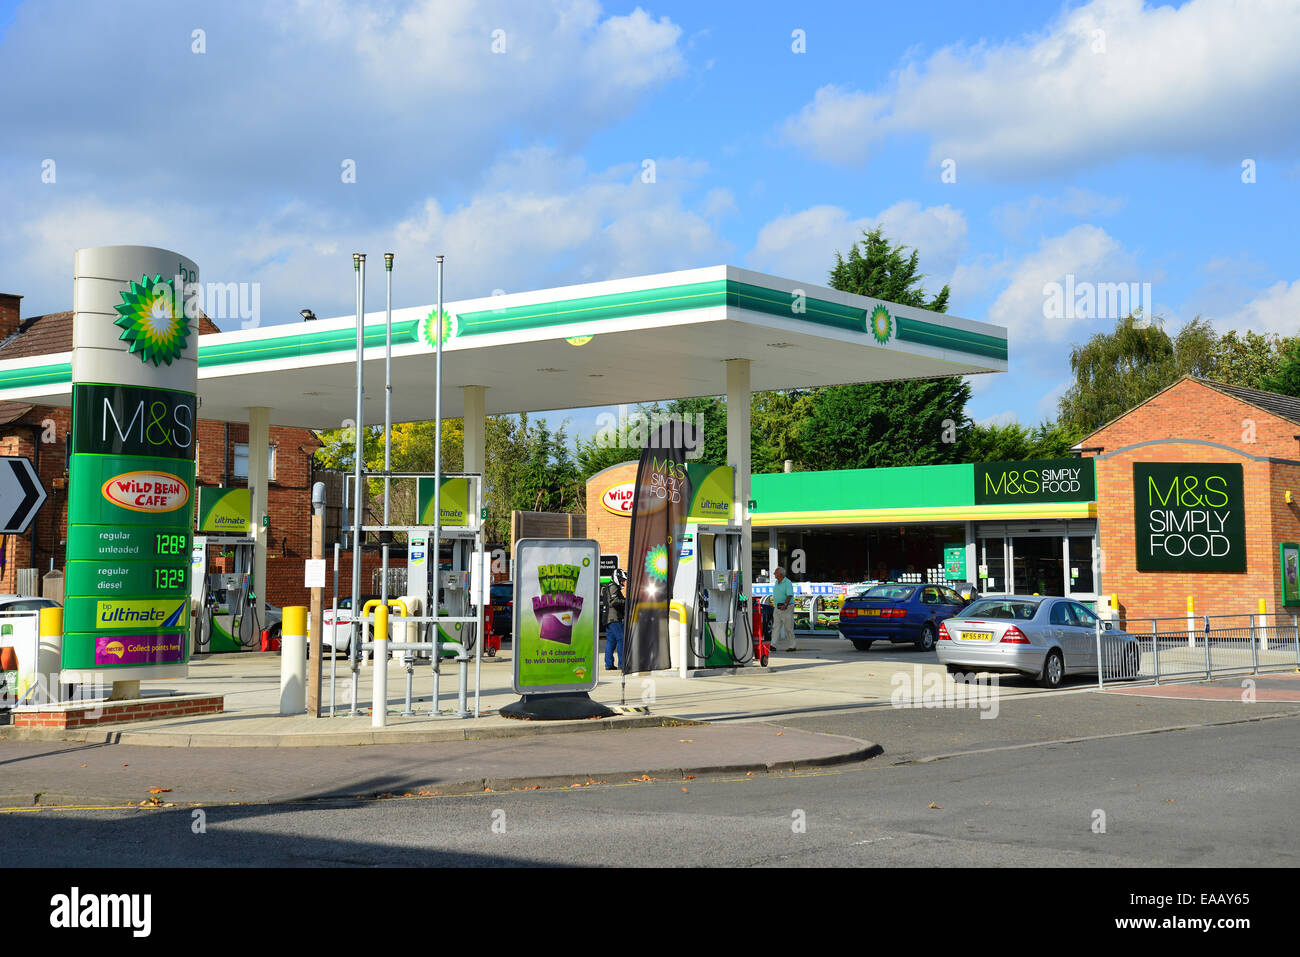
top-left (0, 265), bottom-right (1008, 426)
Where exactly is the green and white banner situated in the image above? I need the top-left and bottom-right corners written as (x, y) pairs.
top-left (196, 486), bottom-right (251, 534)
top-left (685, 464), bottom-right (733, 522)
top-left (416, 476), bottom-right (469, 527)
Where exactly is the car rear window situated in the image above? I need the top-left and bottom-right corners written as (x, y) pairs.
top-left (963, 598), bottom-right (1041, 620)
top-left (861, 584), bottom-right (916, 602)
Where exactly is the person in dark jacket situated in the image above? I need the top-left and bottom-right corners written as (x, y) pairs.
top-left (603, 569), bottom-right (627, 671)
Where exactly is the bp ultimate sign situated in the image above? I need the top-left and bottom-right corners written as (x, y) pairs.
top-left (1133, 463), bottom-right (1245, 573)
top-left (63, 246), bottom-right (198, 680)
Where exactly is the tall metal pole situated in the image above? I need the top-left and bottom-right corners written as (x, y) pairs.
top-left (350, 253), bottom-right (365, 715)
top-left (430, 256), bottom-right (445, 711)
top-left (383, 253), bottom-right (394, 526)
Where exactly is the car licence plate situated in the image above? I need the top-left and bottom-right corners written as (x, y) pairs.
top-left (862, 609), bottom-right (881, 616)
top-left (960, 630), bottom-right (992, 641)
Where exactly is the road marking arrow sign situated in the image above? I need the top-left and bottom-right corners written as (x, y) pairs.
top-left (0, 457), bottom-right (47, 534)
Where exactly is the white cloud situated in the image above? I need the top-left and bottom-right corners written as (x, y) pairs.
top-left (747, 201), bottom-right (967, 288)
top-left (0, 1), bottom-right (685, 206)
top-left (5, 148), bottom-right (732, 322)
top-left (781, 0), bottom-right (1300, 176)
top-left (1222, 279), bottom-right (1300, 337)
top-left (986, 224), bottom-right (1145, 344)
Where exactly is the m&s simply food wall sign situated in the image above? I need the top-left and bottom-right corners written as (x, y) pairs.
top-left (1133, 463), bottom-right (1245, 573)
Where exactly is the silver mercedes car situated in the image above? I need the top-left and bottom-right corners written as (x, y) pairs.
top-left (936, 595), bottom-right (1141, 688)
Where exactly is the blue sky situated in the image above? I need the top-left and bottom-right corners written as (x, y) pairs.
top-left (1, 0), bottom-right (1297, 439)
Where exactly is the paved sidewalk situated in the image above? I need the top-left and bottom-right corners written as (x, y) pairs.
top-left (0, 722), bottom-right (879, 808)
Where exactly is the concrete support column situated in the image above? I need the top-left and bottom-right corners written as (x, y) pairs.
top-left (463, 385), bottom-right (486, 476)
top-left (726, 359), bottom-right (752, 597)
top-left (248, 406), bottom-right (270, 628)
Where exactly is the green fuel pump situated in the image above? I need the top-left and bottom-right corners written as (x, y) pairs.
top-left (668, 524), bottom-right (752, 676)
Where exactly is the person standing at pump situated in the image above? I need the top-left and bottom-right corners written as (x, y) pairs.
top-left (603, 569), bottom-right (627, 671)
top-left (771, 566), bottom-right (796, 653)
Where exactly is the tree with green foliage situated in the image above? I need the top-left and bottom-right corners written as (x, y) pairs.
top-left (798, 377), bottom-right (973, 469)
top-left (961, 419), bottom-right (1082, 462)
top-left (1057, 315), bottom-right (1295, 436)
top-left (1261, 340), bottom-right (1300, 398)
top-left (751, 389), bottom-right (817, 472)
top-left (793, 227), bottom-right (966, 468)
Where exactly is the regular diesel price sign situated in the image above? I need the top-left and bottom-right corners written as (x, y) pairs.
top-left (63, 245), bottom-right (200, 679)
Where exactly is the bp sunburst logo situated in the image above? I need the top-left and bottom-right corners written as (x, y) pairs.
top-left (645, 544), bottom-right (669, 582)
top-left (114, 274), bottom-right (190, 366)
top-left (421, 309), bottom-right (456, 348)
top-left (868, 305), bottom-right (892, 345)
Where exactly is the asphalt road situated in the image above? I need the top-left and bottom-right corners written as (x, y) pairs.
top-left (5, 710), bottom-right (1297, 867)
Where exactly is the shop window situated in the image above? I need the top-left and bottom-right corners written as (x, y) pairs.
top-left (1069, 536), bottom-right (1095, 595)
top-left (1012, 536), bottom-right (1065, 597)
top-left (979, 538), bottom-right (1007, 593)
top-left (233, 442), bottom-right (277, 481)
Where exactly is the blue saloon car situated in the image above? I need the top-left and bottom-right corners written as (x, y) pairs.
top-left (838, 582), bottom-right (971, 652)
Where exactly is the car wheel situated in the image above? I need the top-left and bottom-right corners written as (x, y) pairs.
top-left (1038, 649), bottom-right (1065, 689)
top-left (850, 639), bottom-right (873, 652)
top-left (916, 623), bottom-right (937, 652)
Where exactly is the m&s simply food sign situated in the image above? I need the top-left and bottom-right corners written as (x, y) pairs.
top-left (1133, 463), bottom-right (1246, 572)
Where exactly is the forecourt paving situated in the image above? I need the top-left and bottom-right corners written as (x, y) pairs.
top-left (0, 636), bottom-right (1056, 747)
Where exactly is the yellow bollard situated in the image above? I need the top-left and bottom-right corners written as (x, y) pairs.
top-left (280, 605), bottom-right (308, 715)
top-left (1186, 595), bottom-right (1196, 648)
top-left (36, 607), bottom-right (63, 704)
top-left (1110, 593), bottom-right (1118, 610)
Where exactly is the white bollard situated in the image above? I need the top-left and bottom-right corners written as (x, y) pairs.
top-left (279, 606), bottom-right (308, 715)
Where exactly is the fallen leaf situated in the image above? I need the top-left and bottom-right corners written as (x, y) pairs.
top-left (928, 802), bottom-right (943, 810)
top-left (683, 775), bottom-right (695, 780)
top-left (679, 739), bottom-right (693, 743)
top-left (79, 764), bottom-right (87, 768)
top-left (681, 787), bottom-right (688, 792)
top-left (417, 790), bottom-right (433, 796)
top-left (776, 732), bottom-right (783, 736)
top-left (984, 802), bottom-right (990, 807)
top-left (147, 787), bottom-right (172, 795)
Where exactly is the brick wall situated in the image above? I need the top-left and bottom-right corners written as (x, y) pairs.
top-left (0, 293), bottom-right (21, 338)
top-left (1086, 379), bottom-right (1300, 619)
top-left (584, 460), bottom-right (638, 567)
top-left (264, 549), bottom-right (392, 608)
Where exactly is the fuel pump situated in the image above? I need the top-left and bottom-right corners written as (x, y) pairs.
top-left (668, 524), bottom-right (752, 676)
top-left (406, 527), bottom-right (481, 657)
top-left (190, 535), bottom-right (276, 653)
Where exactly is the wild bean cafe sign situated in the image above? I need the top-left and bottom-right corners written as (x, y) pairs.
top-left (1133, 463), bottom-right (1245, 573)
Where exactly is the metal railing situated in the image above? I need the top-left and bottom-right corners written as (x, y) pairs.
top-left (1095, 612), bottom-right (1300, 688)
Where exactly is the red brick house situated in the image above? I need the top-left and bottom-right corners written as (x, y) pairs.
top-left (0, 292), bottom-right (322, 598)
top-left (1081, 376), bottom-right (1300, 620)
